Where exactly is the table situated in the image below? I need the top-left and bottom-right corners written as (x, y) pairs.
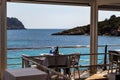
top-left (109, 50), bottom-right (120, 54)
top-left (34, 55), bottom-right (69, 74)
top-left (108, 50), bottom-right (120, 62)
top-left (34, 55), bottom-right (68, 67)
top-left (3, 68), bottom-right (48, 80)
top-left (108, 73), bottom-right (120, 80)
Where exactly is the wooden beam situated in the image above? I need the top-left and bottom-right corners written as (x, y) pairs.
top-left (90, 0), bottom-right (98, 74)
top-left (0, 0), bottom-right (7, 80)
top-left (7, 0), bottom-right (90, 6)
top-left (97, 0), bottom-right (120, 5)
top-left (99, 4), bottom-right (120, 11)
top-left (8, 0), bottom-right (90, 3)
top-left (36, 0), bottom-right (90, 3)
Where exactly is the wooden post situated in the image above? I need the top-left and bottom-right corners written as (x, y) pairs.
top-left (22, 58), bottom-right (25, 68)
top-left (0, 0), bottom-right (7, 80)
top-left (90, 0), bottom-right (98, 74)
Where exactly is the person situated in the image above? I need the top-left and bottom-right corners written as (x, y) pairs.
top-left (54, 46), bottom-right (59, 55)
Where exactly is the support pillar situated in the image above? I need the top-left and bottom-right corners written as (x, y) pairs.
top-left (0, 0), bottom-right (7, 80)
top-left (90, 0), bottom-right (98, 74)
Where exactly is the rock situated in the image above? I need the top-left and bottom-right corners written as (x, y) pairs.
top-left (7, 17), bottom-right (25, 30)
top-left (52, 15), bottom-right (120, 36)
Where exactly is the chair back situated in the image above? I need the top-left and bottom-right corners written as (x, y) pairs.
top-left (46, 55), bottom-right (68, 67)
top-left (109, 50), bottom-right (120, 62)
top-left (108, 50), bottom-right (120, 74)
top-left (68, 53), bottom-right (80, 67)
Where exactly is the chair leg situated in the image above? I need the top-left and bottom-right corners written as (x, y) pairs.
top-left (73, 67), bottom-right (81, 80)
top-left (77, 67), bottom-right (80, 79)
top-left (73, 67), bottom-right (75, 79)
top-left (108, 65), bottom-right (111, 74)
top-left (110, 64), bottom-right (113, 73)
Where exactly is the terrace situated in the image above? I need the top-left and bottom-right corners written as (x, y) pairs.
top-left (5, 44), bottom-right (120, 80)
top-left (0, 0), bottom-right (120, 80)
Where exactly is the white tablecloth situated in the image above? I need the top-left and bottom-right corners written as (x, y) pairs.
top-left (35, 55), bottom-right (68, 67)
top-left (109, 50), bottom-right (120, 54)
top-left (3, 68), bottom-right (48, 80)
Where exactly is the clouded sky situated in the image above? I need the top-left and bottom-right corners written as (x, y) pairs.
top-left (7, 2), bottom-right (120, 29)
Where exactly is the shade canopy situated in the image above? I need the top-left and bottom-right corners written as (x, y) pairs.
top-left (7, 0), bottom-right (120, 11)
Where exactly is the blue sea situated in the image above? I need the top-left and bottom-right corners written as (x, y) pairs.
top-left (7, 29), bottom-right (120, 69)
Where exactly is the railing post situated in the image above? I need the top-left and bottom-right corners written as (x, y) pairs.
top-left (22, 57), bottom-right (25, 68)
top-left (22, 55), bottom-right (30, 68)
top-left (103, 45), bottom-right (108, 70)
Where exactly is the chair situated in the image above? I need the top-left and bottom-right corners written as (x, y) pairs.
top-left (45, 55), bottom-right (69, 80)
top-left (108, 51), bottom-right (120, 80)
top-left (108, 51), bottom-right (120, 74)
top-left (68, 53), bottom-right (81, 79)
top-left (45, 55), bottom-right (67, 67)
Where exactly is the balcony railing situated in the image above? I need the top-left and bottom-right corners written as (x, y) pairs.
top-left (7, 44), bottom-right (120, 69)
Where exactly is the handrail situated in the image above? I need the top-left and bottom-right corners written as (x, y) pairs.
top-left (7, 53), bottom-right (107, 59)
top-left (7, 44), bottom-right (120, 50)
top-left (7, 57), bottom-right (21, 59)
top-left (8, 63), bottom-right (22, 65)
top-left (7, 45), bottom-right (90, 50)
top-left (7, 53), bottom-right (108, 67)
top-left (7, 44), bottom-right (120, 68)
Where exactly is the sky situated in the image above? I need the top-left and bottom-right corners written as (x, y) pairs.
top-left (7, 2), bottom-right (120, 29)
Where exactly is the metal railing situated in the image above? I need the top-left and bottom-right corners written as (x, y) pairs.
top-left (7, 44), bottom-right (120, 69)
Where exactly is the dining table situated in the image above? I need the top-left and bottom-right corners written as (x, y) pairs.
top-left (109, 49), bottom-right (120, 54)
top-left (3, 68), bottom-right (48, 80)
top-left (32, 54), bottom-right (70, 74)
top-left (34, 54), bottom-right (68, 67)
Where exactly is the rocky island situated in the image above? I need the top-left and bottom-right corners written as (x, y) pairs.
top-left (7, 17), bottom-right (25, 30)
top-left (52, 15), bottom-right (120, 36)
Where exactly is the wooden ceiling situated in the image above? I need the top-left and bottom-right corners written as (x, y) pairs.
top-left (7, 0), bottom-right (120, 11)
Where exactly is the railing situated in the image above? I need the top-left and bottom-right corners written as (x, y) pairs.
top-left (7, 44), bottom-right (120, 69)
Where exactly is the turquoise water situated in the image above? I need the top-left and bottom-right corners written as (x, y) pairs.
top-left (7, 29), bottom-right (120, 69)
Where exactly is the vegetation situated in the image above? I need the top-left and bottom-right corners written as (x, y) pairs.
top-left (52, 15), bottom-right (120, 36)
top-left (7, 17), bottom-right (25, 30)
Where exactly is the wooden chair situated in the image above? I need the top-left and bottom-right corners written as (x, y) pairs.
top-left (45, 55), bottom-right (69, 80)
top-left (68, 53), bottom-right (81, 79)
top-left (108, 51), bottom-right (120, 74)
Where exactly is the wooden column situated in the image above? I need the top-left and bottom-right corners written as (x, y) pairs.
top-left (0, 0), bottom-right (7, 80)
top-left (90, 0), bottom-right (98, 74)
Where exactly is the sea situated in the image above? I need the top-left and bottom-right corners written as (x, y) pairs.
top-left (7, 29), bottom-right (120, 69)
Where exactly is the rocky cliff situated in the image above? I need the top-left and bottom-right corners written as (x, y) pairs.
top-left (7, 17), bottom-right (25, 30)
top-left (52, 15), bottom-right (120, 36)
